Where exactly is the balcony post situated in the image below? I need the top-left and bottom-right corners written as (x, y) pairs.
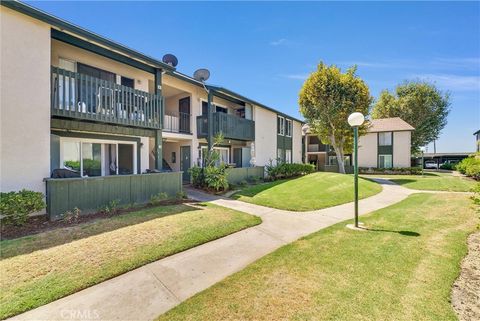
top-left (207, 90), bottom-right (214, 151)
top-left (154, 68), bottom-right (163, 170)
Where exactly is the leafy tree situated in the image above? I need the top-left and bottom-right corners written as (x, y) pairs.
top-left (371, 81), bottom-right (450, 153)
top-left (299, 62), bottom-right (372, 174)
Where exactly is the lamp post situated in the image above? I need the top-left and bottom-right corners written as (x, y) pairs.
top-left (348, 112), bottom-right (365, 228)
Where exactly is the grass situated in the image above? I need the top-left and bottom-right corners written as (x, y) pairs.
top-left (158, 193), bottom-right (478, 321)
top-left (232, 172), bottom-right (382, 211)
top-left (367, 172), bottom-right (476, 192)
top-left (0, 203), bottom-right (261, 319)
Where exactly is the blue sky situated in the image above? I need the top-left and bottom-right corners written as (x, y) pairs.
top-left (29, 1), bottom-right (479, 152)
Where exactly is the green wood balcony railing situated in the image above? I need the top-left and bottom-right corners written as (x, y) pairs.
top-left (51, 66), bottom-right (163, 129)
top-left (197, 113), bottom-right (255, 141)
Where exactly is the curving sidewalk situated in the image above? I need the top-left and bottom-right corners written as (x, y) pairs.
top-left (9, 179), bottom-right (415, 321)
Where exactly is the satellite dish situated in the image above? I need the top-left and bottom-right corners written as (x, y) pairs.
top-left (162, 54), bottom-right (178, 67)
top-left (193, 68), bottom-right (210, 82)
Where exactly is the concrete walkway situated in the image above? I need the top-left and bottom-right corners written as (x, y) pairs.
top-left (10, 179), bottom-right (415, 321)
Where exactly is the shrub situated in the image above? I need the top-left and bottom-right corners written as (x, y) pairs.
top-left (149, 192), bottom-right (168, 205)
top-left (266, 161), bottom-right (315, 181)
top-left (62, 207), bottom-right (81, 223)
top-left (359, 167), bottom-right (422, 175)
top-left (189, 166), bottom-right (204, 188)
top-left (204, 165), bottom-right (229, 191)
top-left (239, 180), bottom-right (248, 187)
top-left (248, 176), bottom-right (262, 184)
top-left (456, 153), bottom-right (480, 180)
top-left (0, 189), bottom-right (45, 226)
top-left (439, 162), bottom-right (455, 170)
top-left (176, 191), bottom-right (187, 200)
top-left (99, 199), bottom-right (120, 215)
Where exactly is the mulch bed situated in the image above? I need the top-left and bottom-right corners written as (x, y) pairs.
top-left (1, 199), bottom-right (195, 241)
top-left (452, 231), bottom-right (480, 321)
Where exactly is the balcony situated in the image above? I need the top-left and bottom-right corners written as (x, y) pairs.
top-left (197, 113), bottom-right (255, 141)
top-left (163, 111), bottom-right (191, 134)
top-left (51, 66), bottom-right (163, 129)
top-left (307, 144), bottom-right (328, 152)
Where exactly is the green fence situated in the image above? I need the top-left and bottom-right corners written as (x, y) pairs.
top-left (45, 172), bottom-right (182, 220)
top-left (226, 167), bottom-right (265, 185)
top-left (322, 165), bottom-right (354, 174)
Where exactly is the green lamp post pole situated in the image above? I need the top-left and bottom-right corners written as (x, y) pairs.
top-left (348, 112), bottom-right (365, 229)
top-left (353, 125), bottom-right (359, 227)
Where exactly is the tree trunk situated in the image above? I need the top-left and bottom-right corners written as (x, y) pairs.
top-left (330, 136), bottom-right (346, 174)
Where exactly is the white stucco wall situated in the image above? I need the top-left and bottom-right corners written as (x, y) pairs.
top-left (357, 132), bottom-right (378, 168)
top-left (393, 131), bottom-right (412, 167)
top-left (0, 7), bottom-right (51, 193)
top-left (253, 106), bottom-right (277, 166)
top-left (292, 120), bottom-right (303, 163)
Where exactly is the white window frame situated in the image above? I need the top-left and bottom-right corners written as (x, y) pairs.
top-left (200, 146), bottom-right (230, 166)
top-left (277, 116), bottom-right (285, 136)
top-left (285, 149), bottom-right (292, 163)
top-left (378, 132), bottom-right (393, 146)
top-left (59, 137), bottom-right (137, 177)
top-left (285, 119), bottom-right (292, 137)
top-left (378, 154), bottom-right (393, 169)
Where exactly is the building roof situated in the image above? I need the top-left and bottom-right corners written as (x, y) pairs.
top-left (3, 0), bottom-right (304, 124)
top-left (368, 117), bottom-right (415, 133)
top-left (474, 129), bottom-right (480, 135)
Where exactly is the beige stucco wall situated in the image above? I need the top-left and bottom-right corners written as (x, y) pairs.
top-left (393, 131), bottom-right (412, 167)
top-left (292, 120), bottom-right (303, 163)
top-left (0, 7), bottom-right (51, 193)
top-left (51, 39), bottom-right (154, 93)
top-left (253, 106), bottom-right (277, 166)
top-left (357, 132), bottom-right (378, 168)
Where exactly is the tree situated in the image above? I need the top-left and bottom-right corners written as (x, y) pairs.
top-left (371, 81), bottom-right (450, 153)
top-left (299, 62), bottom-right (372, 174)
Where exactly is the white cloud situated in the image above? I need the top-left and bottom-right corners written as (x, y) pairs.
top-left (282, 73), bottom-right (309, 80)
top-left (269, 38), bottom-right (287, 46)
top-left (413, 73), bottom-right (480, 91)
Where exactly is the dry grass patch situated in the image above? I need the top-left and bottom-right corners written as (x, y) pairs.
top-left (0, 203), bottom-right (261, 319)
top-left (158, 193), bottom-right (478, 321)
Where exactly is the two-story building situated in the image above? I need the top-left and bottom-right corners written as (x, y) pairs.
top-left (0, 1), bottom-right (303, 218)
top-left (303, 117), bottom-right (414, 171)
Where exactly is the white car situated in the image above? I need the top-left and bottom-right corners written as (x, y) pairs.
top-left (424, 161), bottom-right (438, 169)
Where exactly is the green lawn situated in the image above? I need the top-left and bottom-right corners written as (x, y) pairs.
top-left (232, 172), bottom-right (382, 211)
top-left (366, 172), bottom-right (476, 192)
top-left (158, 193), bottom-right (477, 321)
top-left (0, 204), bottom-right (261, 319)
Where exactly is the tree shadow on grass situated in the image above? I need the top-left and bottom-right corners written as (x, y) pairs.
top-left (367, 228), bottom-right (420, 237)
top-left (0, 204), bottom-right (200, 259)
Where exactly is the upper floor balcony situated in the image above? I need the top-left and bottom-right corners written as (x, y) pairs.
top-left (197, 112), bottom-right (255, 141)
top-left (51, 66), bottom-right (163, 129)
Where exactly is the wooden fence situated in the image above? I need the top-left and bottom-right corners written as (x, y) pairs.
top-left (226, 167), bottom-right (265, 185)
top-left (45, 172), bottom-right (182, 220)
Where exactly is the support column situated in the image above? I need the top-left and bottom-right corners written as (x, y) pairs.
top-left (154, 68), bottom-right (163, 170)
top-left (207, 90), bottom-right (214, 151)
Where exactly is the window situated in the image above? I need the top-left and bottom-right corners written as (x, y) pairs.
top-left (200, 147), bottom-right (230, 166)
top-left (378, 154), bottom-right (393, 169)
top-left (379, 132), bottom-right (393, 146)
top-left (60, 138), bottom-right (136, 177)
top-left (286, 119), bottom-right (292, 137)
top-left (202, 101), bottom-right (209, 116)
top-left (285, 149), bottom-right (292, 163)
top-left (277, 116), bottom-right (285, 135)
top-left (121, 76), bottom-right (134, 88)
top-left (215, 105), bottom-right (228, 113)
top-left (328, 156), bottom-right (350, 166)
top-left (277, 148), bottom-right (285, 162)
top-left (57, 58), bottom-right (77, 111)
